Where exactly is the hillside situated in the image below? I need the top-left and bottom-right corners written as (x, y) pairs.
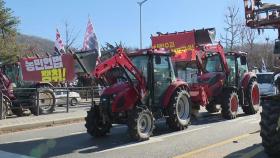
top-left (17, 34), bottom-right (55, 56)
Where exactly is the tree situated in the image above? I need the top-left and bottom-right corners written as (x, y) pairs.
top-left (0, 0), bottom-right (21, 64)
top-left (221, 5), bottom-right (240, 51)
top-left (245, 27), bottom-right (257, 53)
top-left (64, 21), bottom-right (79, 51)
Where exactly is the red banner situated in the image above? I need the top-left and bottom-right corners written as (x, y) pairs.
top-left (151, 31), bottom-right (196, 62)
top-left (20, 54), bottom-right (75, 82)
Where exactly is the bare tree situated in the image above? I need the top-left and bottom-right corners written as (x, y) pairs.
top-left (64, 21), bottom-right (80, 51)
top-left (245, 27), bottom-right (257, 53)
top-left (239, 23), bottom-right (246, 47)
top-left (221, 5), bottom-right (240, 51)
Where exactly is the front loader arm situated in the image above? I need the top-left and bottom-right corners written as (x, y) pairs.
top-left (92, 48), bottom-right (147, 99)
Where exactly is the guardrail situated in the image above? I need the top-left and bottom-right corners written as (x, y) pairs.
top-left (0, 86), bottom-right (103, 120)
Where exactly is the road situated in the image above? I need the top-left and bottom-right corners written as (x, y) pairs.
top-left (0, 108), bottom-right (268, 158)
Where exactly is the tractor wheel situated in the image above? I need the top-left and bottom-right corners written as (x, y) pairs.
top-left (206, 102), bottom-right (220, 113)
top-left (242, 80), bottom-right (260, 115)
top-left (85, 106), bottom-right (111, 137)
top-left (221, 91), bottom-right (239, 120)
top-left (260, 99), bottom-right (280, 157)
top-left (30, 89), bottom-right (55, 115)
top-left (128, 106), bottom-right (154, 141)
top-left (0, 95), bottom-right (9, 120)
top-left (166, 89), bottom-right (191, 131)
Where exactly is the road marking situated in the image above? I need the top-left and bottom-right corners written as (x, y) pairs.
top-left (0, 150), bottom-right (32, 158)
top-left (95, 126), bottom-right (211, 154)
top-left (249, 119), bottom-right (261, 124)
top-left (95, 137), bottom-right (163, 154)
top-left (241, 146), bottom-right (264, 158)
top-left (68, 131), bottom-right (85, 135)
top-left (156, 126), bottom-right (211, 139)
top-left (227, 117), bottom-right (246, 123)
top-left (174, 133), bottom-right (254, 158)
top-left (113, 125), bottom-right (127, 129)
top-left (3, 137), bottom-right (44, 144)
top-left (240, 117), bottom-right (259, 124)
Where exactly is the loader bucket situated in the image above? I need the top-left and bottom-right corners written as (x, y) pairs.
top-left (74, 50), bottom-right (98, 76)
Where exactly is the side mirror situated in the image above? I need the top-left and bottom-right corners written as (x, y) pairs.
top-left (155, 56), bottom-right (161, 65)
top-left (274, 39), bottom-right (280, 54)
top-left (240, 56), bottom-right (247, 65)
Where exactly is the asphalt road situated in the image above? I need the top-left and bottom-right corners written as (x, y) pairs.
top-left (0, 108), bottom-right (269, 158)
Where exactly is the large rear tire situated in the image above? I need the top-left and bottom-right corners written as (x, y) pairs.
top-left (166, 89), bottom-right (191, 131)
top-left (85, 106), bottom-right (111, 137)
top-left (30, 89), bottom-right (55, 115)
top-left (221, 91), bottom-right (239, 120)
top-left (242, 80), bottom-right (260, 115)
top-left (260, 98), bottom-right (280, 157)
top-left (128, 106), bottom-right (154, 141)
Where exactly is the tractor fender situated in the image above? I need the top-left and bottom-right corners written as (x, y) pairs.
top-left (162, 80), bottom-right (190, 108)
top-left (241, 72), bottom-right (257, 92)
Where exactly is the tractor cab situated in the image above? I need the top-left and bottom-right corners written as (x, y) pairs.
top-left (197, 51), bottom-right (227, 96)
top-left (129, 50), bottom-right (176, 106)
top-left (225, 51), bottom-right (249, 87)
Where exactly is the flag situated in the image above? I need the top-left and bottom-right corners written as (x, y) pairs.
top-left (261, 57), bottom-right (267, 72)
top-left (82, 18), bottom-right (100, 57)
top-left (55, 29), bottom-right (65, 54)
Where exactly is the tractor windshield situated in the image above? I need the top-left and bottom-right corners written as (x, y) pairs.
top-left (204, 54), bottom-right (223, 73)
top-left (130, 55), bottom-right (148, 80)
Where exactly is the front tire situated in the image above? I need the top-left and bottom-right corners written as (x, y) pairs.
top-left (85, 106), bottom-right (111, 137)
top-left (166, 89), bottom-right (191, 131)
top-left (221, 91), bottom-right (239, 119)
top-left (260, 98), bottom-right (280, 157)
top-left (242, 80), bottom-right (260, 115)
top-left (70, 98), bottom-right (78, 106)
top-left (128, 106), bottom-right (154, 141)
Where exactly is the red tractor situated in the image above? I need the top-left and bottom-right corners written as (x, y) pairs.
top-left (151, 30), bottom-right (260, 119)
top-left (85, 47), bottom-right (192, 141)
top-left (187, 45), bottom-right (260, 119)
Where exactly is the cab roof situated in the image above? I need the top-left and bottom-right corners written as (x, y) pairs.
top-left (128, 49), bottom-right (171, 57)
top-left (226, 51), bottom-right (248, 57)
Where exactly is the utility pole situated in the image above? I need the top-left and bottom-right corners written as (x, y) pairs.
top-left (137, 0), bottom-right (148, 49)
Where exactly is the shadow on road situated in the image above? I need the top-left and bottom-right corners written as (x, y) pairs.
top-left (224, 143), bottom-right (269, 158)
top-left (191, 112), bottom-right (248, 126)
top-left (0, 129), bottom-right (130, 157)
top-left (0, 121), bottom-right (176, 157)
top-left (0, 111), bottom-right (257, 157)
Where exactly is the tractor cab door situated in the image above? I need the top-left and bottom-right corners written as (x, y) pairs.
top-left (237, 56), bottom-right (249, 85)
top-left (153, 55), bottom-right (172, 105)
top-left (226, 55), bottom-right (237, 86)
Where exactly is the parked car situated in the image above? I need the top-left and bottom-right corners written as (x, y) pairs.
top-left (54, 90), bottom-right (81, 106)
top-left (256, 72), bottom-right (278, 96)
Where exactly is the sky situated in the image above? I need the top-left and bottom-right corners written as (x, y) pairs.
top-left (5, 0), bottom-right (280, 49)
